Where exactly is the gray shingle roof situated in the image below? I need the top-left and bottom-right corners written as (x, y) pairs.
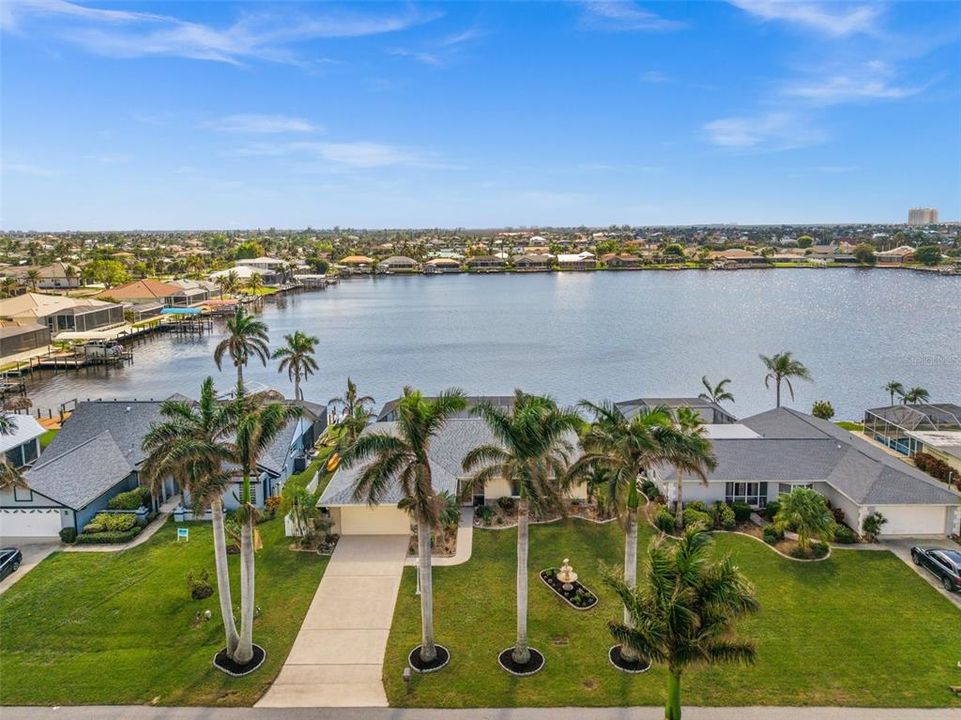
top-left (26, 431), bottom-right (134, 509)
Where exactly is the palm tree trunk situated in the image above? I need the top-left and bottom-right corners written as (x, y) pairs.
top-left (211, 497), bottom-right (239, 657)
top-left (620, 509), bottom-right (639, 662)
top-left (674, 470), bottom-right (684, 531)
top-left (513, 497), bottom-right (531, 665)
top-left (776, 378), bottom-right (782, 408)
top-left (666, 671), bottom-right (682, 720)
top-left (236, 364), bottom-right (244, 393)
top-left (417, 516), bottom-right (437, 662)
top-left (234, 510), bottom-right (256, 665)
top-left (294, 375), bottom-right (301, 401)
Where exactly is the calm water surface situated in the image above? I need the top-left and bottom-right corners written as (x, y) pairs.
top-left (18, 270), bottom-right (961, 421)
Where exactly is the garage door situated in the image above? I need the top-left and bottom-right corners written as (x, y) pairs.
top-left (873, 505), bottom-right (947, 536)
top-left (339, 506), bottom-right (411, 535)
top-left (0, 508), bottom-right (63, 538)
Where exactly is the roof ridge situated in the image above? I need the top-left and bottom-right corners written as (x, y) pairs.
top-left (30, 429), bottom-right (122, 472)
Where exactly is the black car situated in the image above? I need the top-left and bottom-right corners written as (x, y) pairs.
top-left (0, 548), bottom-right (23, 581)
top-left (911, 546), bottom-right (961, 591)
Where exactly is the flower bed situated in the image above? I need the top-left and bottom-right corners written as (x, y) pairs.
top-left (539, 568), bottom-right (598, 610)
top-left (407, 524), bottom-right (457, 558)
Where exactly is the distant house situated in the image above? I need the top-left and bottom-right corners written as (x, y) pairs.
top-left (556, 252), bottom-right (596, 271)
top-left (465, 255), bottom-right (507, 272)
top-left (1, 414), bottom-right (45, 469)
top-left (875, 246), bottom-right (915, 265)
top-left (601, 253), bottom-right (642, 269)
top-left (97, 279), bottom-right (183, 306)
top-left (864, 403), bottom-right (961, 473)
top-left (423, 258), bottom-right (462, 274)
top-left (338, 256), bottom-right (376, 274)
top-left (234, 256), bottom-right (291, 284)
top-left (12, 262), bottom-right (82, 290)
top-left (209, 264), bottom-right (280, 286)
top-left (165, 279), bottom-right (212, 306)
top-left (380, 256), bottom-right (420, 272)
top-left (0, 292), bottom-right (124, 336)
top-left (0, 320), bottom-right (51, 356)
top-left (707, 249), bottom-right (770, 268)
top-left (616, 397), bottom-right (737, 425)
top-left (513, 254), bottom-right (553, 272)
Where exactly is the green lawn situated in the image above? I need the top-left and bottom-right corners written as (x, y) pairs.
top-left (0, 517), bottom-right (326, 706)
top-left (38, 429), bottom-right (59, 448)
top-left (385, 520), bottom-right (961, 708)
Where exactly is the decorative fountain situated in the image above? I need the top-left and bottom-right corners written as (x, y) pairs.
top-left (556, 558), bottom-right (578, 592)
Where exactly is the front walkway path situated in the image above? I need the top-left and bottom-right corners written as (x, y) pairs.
top-left (256, 534), bottom-right (409, 708)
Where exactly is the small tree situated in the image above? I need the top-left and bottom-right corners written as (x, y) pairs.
top-left (913, 245), bottom-right (942, 266)
top-left (774, 487), bottom-right (836, 553)
top-left (811, 400), bottom-right (835, 420)
top-left (852, 243), bottom-right (876, 264)
top-left (862, 511), bottom-right (887, 542)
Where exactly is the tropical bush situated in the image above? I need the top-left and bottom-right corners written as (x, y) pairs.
top-left (833, 524), bottom-right (857, 544)
top-left (186, 569), bottom-right (214, 600)
top-left (107, 487), bottom-right (151, 511)
top-left (59, 527), bottom-right (77, 544)
top-left (831, 506), bottom-right (846, 524)
top-left (496, 496), bottom-right (516, 513)
top-left (711, 502), bottom-right (736, 530)
top-left (762, 499), bottom-right (780, 521)
top-left (762, 526), bottom-right (782, 545)
top-left (83, 513), bottom-right (137, 534)
top-left (640, 478), bottom-right (659, 500)
top-left (774, 488), bottom-right (837, 552)
top-left (75, 527), bottom-right (143, 544)
top-left (790, 541), bottom-right (829, 559)
top-left (912, 452), bottom-right (956, 485)
top-left (682, 508), bottom-right (713, 530)
top-left (811, 400), bottom-right (835, 420)
top-left (476, 505), bottom-right (494, 525)
top-left (654, 507), bottom-right (677, 534)
top-left (685, 500), bottom-right (708, 513)
top-left (862, 511), bottom-right (887, 542)
top-left (731, 502), bottom-right (753, 523)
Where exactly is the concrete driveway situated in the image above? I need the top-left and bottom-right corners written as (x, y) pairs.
top-left (0, 538), bottom-right (59, 596)
top-left (881, 537), bottom-right (961, 610)
top-left (257, 534), bottom-right (409, 708)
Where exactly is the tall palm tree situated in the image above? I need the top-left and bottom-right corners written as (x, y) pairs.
top-left (462, 391), bottom-right (581, 670)
top-left (141, 378), bottom-right (241, 660)
top-left (902, 386), bottom-right (930, 405)
top-left (340, 387), bottom-right (467, 666)
top-left (272, 331), bottom-right (320, 400)
top-left (607, 528), bottom-right (759, 720)
top-left (698, 376), bottom-right (734, 406)
top-left (328, 378), bottom-right (376, 444)
top-left (216, 275), bottom-right (231, 299)
top-left (225, 269), bottom-right (240, 296)
top-left (245, 273), bottom-right (265, 304)
top-left (25, 269), bottom-right (40, 291)
top-left (670, 406), bottom-right (716, 531)
top-left (214, 306), bottom-right (270, 391)
top-left (884, 380), bottom-right (905, 406)
top-left (760, 351), bottom-right (812, 408)
top-left (232, 390), bottom-right (301, 665)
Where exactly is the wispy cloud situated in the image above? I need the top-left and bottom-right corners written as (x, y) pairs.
top-left (783, 61), bottom-right (929, 105)
top-left (205, 114), bottom-right (320, 134)
top-left (233, 140), bottom-right (440, 169)
top-left (640, 70), bottom-right (670, 84)
top-left (390, 25), bottom-right (484, 66)
top-left (1, 162), bottom-right (63, 177)
top-left (579, 2), bottom-right (684, 32)
top-left (729, 1), bottom-right (882, 37)
top-left (703, 112), bottom-right (826, 150)
top-left (2, 0), bottom-right (440, 65)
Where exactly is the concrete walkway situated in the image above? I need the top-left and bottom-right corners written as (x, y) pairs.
top-left (406, 507), bottom-right (475, 568)
top-left (9, 706), bottom-right (961, 720)
top-left (64, 495), bottom-right (181, 553)
top-left (257, 534), bottom-right (409, 708)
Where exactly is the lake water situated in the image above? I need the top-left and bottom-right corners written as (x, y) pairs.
top-left (17, 269), bottom-right (961, 421)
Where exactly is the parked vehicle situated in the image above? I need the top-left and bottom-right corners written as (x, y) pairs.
top-left (911, 546), bottom-right (961, 591)
top-left (0, 548), bottom-right (23, 581)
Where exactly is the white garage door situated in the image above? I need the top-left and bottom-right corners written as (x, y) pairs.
top-left (339, 506), bottom-right (411, 535)
top-left (0, 508), bottom-right (63, 538)
top-left (873, 505), bottom-right (947, 536)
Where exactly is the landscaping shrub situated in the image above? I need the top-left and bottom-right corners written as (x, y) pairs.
top-left (790, 541), bottom-right (829, 559)
top-left (83, 513), bottom-right (137, 534)
top-left (496, 496), bottom-right (516, 514)
top-left (831, 507), bottom-right (846, 524)
top-left (763, 499), bottom-right (780, 521)
top-left (186, 569), bottom-right (214, 600)
top-left (654, 507), bottom-right (676, 534)
top-left (640, 478), bottom-right (659, 500)
top-left (711, 502), bottom-right (736, 530)
top-left (75, 527), bottom-right (143, 544)
top-left (263, 495), bottom-right (283, 519)
top-left (59, 527), bottom-right (77, 544)
top-left (762, 526), bottom-right (782, 545)
top-left (912, 452), bottom-right (956, 485)
top-left (476, 505), bottom-right (494, 525)
top-left (862, 511), bottom-right (887, 542)
top-left (731, 502), bottom-right (752, 523)
top-left (682, 508), bottom-right (713, 530)
top-left (833, 524), bottom-right (857, 544)
top-left (107, 487), bottom-right (151, 511)
top-left (685, 501), bottom-right (708, 513)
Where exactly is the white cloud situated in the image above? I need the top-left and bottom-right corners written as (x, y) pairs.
top-left (206, 114), bottom-right (320, 134)
top-left (703, 112), bottom-right (826, 150)
top-left (233, 140), bottom-right (436, 169)
top-left (730, 1), bottom-right (881, 37)
top-left (2, 0), bottom-right (439, 65)
top-left (640, 70), bottom-right (669, 83)
top-left (579, 2), bottom-right (684, 32)
top-left (783, 62), bottom-right (926, 104)
top-left (1, 162), bottom-right (63, 177)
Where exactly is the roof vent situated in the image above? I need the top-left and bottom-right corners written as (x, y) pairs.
top-left (125, 406), bottom-right (131, 412)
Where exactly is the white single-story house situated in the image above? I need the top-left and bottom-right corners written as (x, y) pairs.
top-left (652, 407), bottom-right (960, 537)
top-left (1, 414), bottom-right (45, 469)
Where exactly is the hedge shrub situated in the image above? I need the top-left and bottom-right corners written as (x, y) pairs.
top-left (762, 526), bottom-right (782, 545)
top-left (83, 513), bottom-right (137, 534)
top-left (763, 499), bottom-right (780, 521)
top-left (833, 524), bottom-right (857, 544)
top-left (912, 452), bottom-right (956, 485)
top-left (59, 527), bottom-right (77, 544)
top-left (713, 502), bottom-right (736, 530)
top-left (654, 507), bottom-right (676, 534)
top-left (731, 502), bottom-right (752, 523)
top-left (75, 526), bottom-right (143, 544)
top-left (682, 508), bottom-right (713, 530)
top-left (107, 487), bottom-right (151, 511)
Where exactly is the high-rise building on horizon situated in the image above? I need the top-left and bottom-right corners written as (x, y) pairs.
top-left (908, 207), bottom-right (939, 225)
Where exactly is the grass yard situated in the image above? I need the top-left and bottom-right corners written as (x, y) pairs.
top-left (385, 520), bottom-right (961, 708)
top-left (0, 517), bottom-right (326, 706)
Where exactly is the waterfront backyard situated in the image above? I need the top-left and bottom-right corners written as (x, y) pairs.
top-left (385, 519), bottom-right (961, 709)
top-left (0, 518), bottom-right (326, 707)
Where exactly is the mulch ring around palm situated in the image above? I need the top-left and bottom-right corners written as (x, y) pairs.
top-left (497, 647), bottom-right (545, 676)
top-left (212, 644), bottom-right (266, 677)
top-left (608, 644), bottom-right (651, 674)
top-left (408, 644), bottom-right (451, 673)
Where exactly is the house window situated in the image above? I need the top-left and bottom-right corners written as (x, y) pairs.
top-left (778, 483), bottom-right (813, 496)
top-left (4, 447), bottom-right (22, 467)
top-left (22, 440), bottom-right (38, 465)
top-left (724, 482), bottom-right (768, 508)
top-left (14, 485), bottom-right (33, 502)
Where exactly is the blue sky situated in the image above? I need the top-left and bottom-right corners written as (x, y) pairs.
top-left (1, 1), bottom-right (959, 230)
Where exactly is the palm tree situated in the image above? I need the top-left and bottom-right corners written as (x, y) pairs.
top-left (0, 411), bottom-right (16, 436)
top-left (884, 381), bottom-right (905, 406)
top-left (272, 331), bottom-right (320, 400)
top-left (232, 390), bottom-right (301, 665)
top-left (773, 487), bottom-right (836, 553)
top-left (225, 269), bottom-right (240, 296)
top-left (670, 406), bottom-right (716, 531)
top-left (245, 272), bottom-right (265, 304)
top-left (606, 528), bottom-right (759, 720)
top-left (340, 387), bottom-right (467, 667)
top-left (328, 378), bottom-right (376, 444)
top-left (1, 277), bottom-right (18, 298)
top-left (462, 391), bottom-right (581, 670)
top-left (216, 275), bottom-right (231, 299)
top-left (25, 269), bottom-right (40, 291)
top-left (698, 376), bottom-right (734, 406)
top-left (760, 351), bottom-right (813, 408)
top-left (141, 378), bottom-right (241, 660)
top-left (213, 306), bottom-right (270, 391)
top-left (902, 386), bottom-right (930, 405)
